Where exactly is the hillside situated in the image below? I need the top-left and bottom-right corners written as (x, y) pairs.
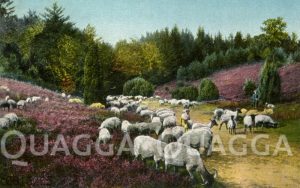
top-left (0, 78), bottom-right (189, 187)
top-left (154, 62), bottom-right (300, 101)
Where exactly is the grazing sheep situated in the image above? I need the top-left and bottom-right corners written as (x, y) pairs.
top-left (158, 111), bottom-right (176, 122)
top-left (120, 107), bottom-right (128, 114)
top-left (3, 113), bottom-right (19, 125)
top-left (136, 105), bottom-right (148, 114)
top-left (159, 126), bottom-right (185, 143)
top-left (17, 100), bottom-right (26, 109)
top-left (45, 97), bottom-right (49, 102)
top-left (151, 116), bottom-right (161, 123)
top-left (109, 100), bottom-right (121, 107)
top-left (134, 122), bottom-right (162, 135)
top-left (26, 97), bottom-right (32, 103)
top-left (227, 116), bottom-right (237, 134)
top-left (110, 107), bottom-right (120, 116)
top-left (159, 100), bottom-right (165, 105)
top-left (0, 118), bottom-right (10, 128)
top-left (121, 120), bottom-right (131, 133)
top-left (219, 109), bottom-right (240, 130)
top-left (265, 102), bottom-right (275, 109)
top-left (213, 108), bottom-right (224, 120)
top-left (61, 93), bottom-right (66, 98)
top-left (98, 128), bottom-right (111, 144)
top-left (31, 96), bottom-right (42, 103)
top-left (100, 117), bottom-right (121, 131)
top-left (243, 115), bottom-right (256, 134)
top-left (140, 109), bottom-right (154, 118)
top-left (163, 115), bottom-right (176, 128)
top-left (192, 119), bottom-right (218, 132)
top-left (255, 115), bottom-right (278, 128)
top-left (134, 136), bottom-right (167, 169)
top-left (164, 142), bottom-right (217, 184)
top-left (178, 128), bottom-right (213, 156)
top-left (159, 128), bottom-right (176, 143)
top-left (7, 99), bottom-right (17, 109)
top-left (0, 100), bottom-right (10, 111)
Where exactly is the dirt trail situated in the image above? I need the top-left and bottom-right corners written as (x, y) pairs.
top-left (144, 100), bottom-right (300, 187)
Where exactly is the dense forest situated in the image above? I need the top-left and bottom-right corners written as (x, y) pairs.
top-left (1, 1), bottom-right (299, 103)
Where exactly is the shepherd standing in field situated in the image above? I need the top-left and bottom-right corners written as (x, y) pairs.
top-left (181, 108), bottom-right (190, 131)
top-left (252, 89), bottom-right (260, 108)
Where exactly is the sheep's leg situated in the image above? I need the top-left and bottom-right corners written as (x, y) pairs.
top-left (219, 122), bottom-right (223, 130)
top-left (173, 166), bottom-right (177, 173)
top-left (186, 164), bottom-right (194, 180)
top-left (165, 162), bottom-right (168, 172)
top-left (244, 126), bottom-right (247, 134)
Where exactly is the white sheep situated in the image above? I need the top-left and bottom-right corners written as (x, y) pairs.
top-left (163, 115), bottom-right (176, 128)
top-left (158, 100), bottom-right (165, 105)
top-left (100, 117), bottom-right (121, 131)
top-left (243, 115), bottom-right (256, 134)
top-left (17, 100), bottom-right (26, 109)
top-left (140, 109), bottom-right (154, 117)
top-left (151, 116), bottom-right (161, 123)
top-left (227, 116), bottom-right (237, 134)
top-left (0, 118), bottom-right (10, 128)
top-left (192, 119), bottom-right (218, 132)
top-left (110, 107), bottom-right (120, 116)
top-left (178, 128), bottom-right (213, 156)
top-left (121, 120), bottom-right (131, 133)
top-left (164, 142), bottom-right (217, 184)
top-left (31, 96), bottom-right (42, 103)
top-left (255, 115), bottom-right (278, 128)
top-left (219, 109), bottom-right (240, 130)
top-left (45, 97), bottom-right (49, 102)
top-left (136, 105), bottom-right (148, 114)
top-left (120, 107), bottom-right (128, 114)
top-left (98, 128), bottom-right (111, 144)
top-left (26, 97), bottom-right (32, 103)
top-left (159, 126), bottom-right (185, 143)
top-left (3, 113), bottom-right (19, 125)
top-left (134, 136), bottom-right (167, 169)
top-left (134, 122), bottom-right (162, 135)
top-left (7, 99), bottom-right (17, 109)
top-left (265, 102), bottom-right (275, 109)
top-left (61, 93), bottom-right (66, 98)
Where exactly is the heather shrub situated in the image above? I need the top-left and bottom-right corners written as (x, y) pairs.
top-left (171, 86), bottom-right (198, 100)
top-left (243, 79), bottom-right (256, 97)
top-left (198, 78), bottom-right (219, 101)
top-left (123, 77), bottom-right (154, 97)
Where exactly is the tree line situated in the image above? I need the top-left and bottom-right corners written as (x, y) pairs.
top-left (0, 1), bottom-right (299, 103)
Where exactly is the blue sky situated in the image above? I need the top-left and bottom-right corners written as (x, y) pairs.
top-left (14, 0), bottom-right (300, 45)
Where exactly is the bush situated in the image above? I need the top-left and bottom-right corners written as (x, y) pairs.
top-left (243, 79), bottom-right (256, 97)
top-left (198, 78), bottom-right (219, 101)
top-left (176, 66), bottom-right (188, 81)
top-left (171, 86), bottom-right (198, 100)
top-left (187, 60), bottom-right (209, 80)
top-left (123, 77), bottom-right (154, 97)
top-left (259, 51), bottom-right (282, 104)
top-left (89, 102), bottom-right (105, 109)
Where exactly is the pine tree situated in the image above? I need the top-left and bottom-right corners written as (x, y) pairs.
top-left (0, 0), bottom-right (14, 17)
top-left (258, 49), bottom-right (281, 103)
top-left (83, 43), bottom-right (104, 104)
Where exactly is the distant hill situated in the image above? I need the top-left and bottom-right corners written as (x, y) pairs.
top-left (154, 62), bottom-right (300, 101)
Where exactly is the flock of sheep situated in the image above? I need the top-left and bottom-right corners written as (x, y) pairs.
top-left (99, 95), bottom-right (279, 184)
top-left (99, 95), bottom-right (218, 185)
top-left (0, 87), bottom-right (278, 185)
